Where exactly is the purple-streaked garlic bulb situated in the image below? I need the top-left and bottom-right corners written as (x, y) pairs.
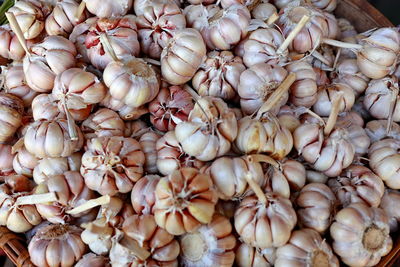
top-left (23, 36), bottom-right (77, 93)
top-left (286, 61), bottom-right (318, 107)
top-left (131, 175), bottom-right (160, 214)
top-left (139, 131), bottom-right (161, 174)
top-left (192, 51), bottom-right (246, 100)
top-left (331, 59), bottom-right (370, 96)
top-left (161, 28), bottom-right (206, 85)
top-left (81, 108), bottom-right (125, 139)
top-left (238, 63), bottom-right (288, 115)
top-left (250, 1), bottom-right (278, 21)
top-left (313, 83), bottom-right (355, 117)
top-left (83, 0), bottom-right (133, 18)
top-left (0, 25), bottom-right (26, 60)
top-left (45, 0), bottom-right (88, 37)
top-left (175, 96), bottom-right (238, 161)
top-left (184, 4), bottom-right (251, 50)
top-left (136, 1), bottom-right (186, 59)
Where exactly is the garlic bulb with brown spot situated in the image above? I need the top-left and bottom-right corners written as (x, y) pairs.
top-left (122, 214), bottom-right (180, 266)
top-left (24, 119), bottom-right (84, 159)
top-left (286, 61), bottom-right (318, 107)
top-left (131, 175), bottom-right (160, 214)
top-left (175, 96), bottom-right (238, 161)
top-left (28, 224), bottom-right (86, 267)
top-left (3, 64), bottom-right (38, 107)
top-left (0, 144), bottom-right (14, 175)
top-left (137, 1), bottom-right (186, 59)
top-left (12, 143), bottom-right (38, 177)
top-left (81, 108), bottom-right (125, 139)
top-left (81, 136), bottom-right (145, 196)
top-left (369, 138), bottom-right (400, 189)
top-left (184, 4), bottom-right (251, 50)
top-left (0, 25), bottom-right (26, 60)
top-left (45, 0), bottom-right (88, 37)
top-left (23, 36), bottom-right (77, 93)
top-left (275, 228), bottom-right (339, 267)
top-left (380, 190), bottom-right (400, 232)
top-left (156, 130), bottom-right (204, 175)
top-left (193, 51), bottom-right (245, 100)
top-left (161, 28), bottom-right (206, 85)
top-left (83, 0), bottom-right (133, 18)
top-left (238, 63), bottom-right (288, 115)
top-left (139, 131), bottom-right (161, 174)
top-left (235, 192), bottom-right (297, 248)
top-left (236, 243), bottom-right (276, 267)
top-left (154, 167), bottom-right (218, 235)
top-left (331, 59), bottom-right (370, 96)
top-left (313, 83), bottom-right (355, 117)
top-left (75, 253), bottom-right (110, 267)
top-left (0, 93), bottom-right (24, 142)
top-left (296, 183), bottom-right (336, 233)
top-left (180, 214), bottom-right (236, 267)
top-left (103, 57), bottom-right (159, 108)
top-left (330, 203), bottom-right (392, 266)
top-left (100, 93), bottom-right (149, 121)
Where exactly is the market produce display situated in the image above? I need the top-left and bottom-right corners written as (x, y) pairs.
top-left (0, 0), bottom-right (399, 266)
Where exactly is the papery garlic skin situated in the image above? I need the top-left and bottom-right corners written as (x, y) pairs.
top-left (139, 132), bottom-right (161, 174)
top-left (13, 145), bottom-right (38, 177)
top-left (296, 183), bottom-right (336, 233)
top-left (28, 224), bottom-right (86, 267)
top-left (236, 243), bottom-right (276, 267)
top-left (330, 203), bottom-right (392, 266)
top-left (0, 25), bottom-right (26, 60)
top-left (137, 1), bottom-right (186, 59)
top-left (238, 63), bottom-right (288, 115)
top-left (275, 228), bottom-right (339, 267)
top-left (3, 64), bottom-right (37, 107)
top-left (193, 51), bottom-right (245, 100)
top-left (380, 190), bottom-right (400, 232)
top-left (286, 61), bottom-right (318, 107)
top-left (81, 136), bottom-right (145, 196)
top-left (175, 97), bottom-right (238, 161)
top-left (84, 0), bottom-right (133, 18)
top-left (357, 27), bottom-right (400, 79)
top-left (81, 217), bottom-right (114, 256)
top-left (45, 0), bottom-right (88, 37)
top-left (180, 214), bottom-right (236, 267)
top-left (131, 175), bottom-right (160, 214)
top-left (24, 119), bottom-right (84, 159)
top-left (75, 253), bottom-right (110, 267)
top-left (23, 36), bottom-right (77, 93)
top-left (81, 108), bottom-right (125, 139)
top-left (366, 120), bottom-right (400, 143)
top-left (0, 93), bottom-right (24, 142)
top-left (100, 93), bottom-right (149, 121)
top-left (154, 167), bottom-right (218, 235)
top-left (313, 83), bottom-right (355, 117)
top-left (161, 28), bottom-right (207, 85)
top-left (0, 144), bottom-right (14, 175)
top-left (103, 57), bottom-right (159, 108)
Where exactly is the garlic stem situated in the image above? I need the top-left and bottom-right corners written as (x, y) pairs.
top-left (143, 58), bottom-right (161, 66)
top-left (62, 98), bottom-right (78, 141)
top-left (15, 192), bottom-right (58, 205)
top-left (322, 38), bottom-right (362, 50)
top-left (311, 50), bottom-right (332, 67)
top-left (324, 92), bottom-right (343, 136)
top-left (75, 1), bottom-right (86, 22)
top-left (244, 172), bottom-right (267, 204)
top-left (257, 72), bottom-right (296, 116)
top-left (5, 12), bottom-right (30, 56)
top-left (99, 33), bottom-right (119, 62)
top-left (183, 84), bottom-right (200, 102)
top-left (386, 86), bottom-right (399, 134)
top-left (67, 195), bottom-right (111, 215)
top-left (128, 238), bottom-right (151, 261)
top-left (267, 13), bottom-right (279, 26)
top-left (277, 15), bottom-right (310, 54)
top-left (246, 154), bottom-right (279, 168)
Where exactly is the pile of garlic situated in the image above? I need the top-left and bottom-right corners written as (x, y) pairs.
top-left (0, 0), bottom-right (399, 266)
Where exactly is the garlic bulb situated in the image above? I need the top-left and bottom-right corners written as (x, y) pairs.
top-left (149, 85), bottom-right (194, 131)
top-left (81, 108), bottom-right (125, 139)
top-left (277, 105), bottom-right (301, 133)
top-left (134, 0), bottom-right (181, 16)
top-left (122, 214), bottom-right (180, 266)
top-left (3, 64), bottom-right (37, 107)
top-left (272, 159), bottom-right (306, 192)
top-left (286, 61), bottom-right (318, 107)
top-left (33, 153), bottom-right (81, 184)
top-left (330, 203), bottom-right (392, 266)
top-left (235, 113), bottom-right (293, 160)
top-left (380, 190), bottom-right (400, 232)
top-left (81, 217), bottom-right (114, 255)
top-left (250, 1), bottom-right (278, 21)
top-left (364, 76), bottom-right (400, 122)
top-left (137, 1), bottom-right (186, 59)
top-left (156, 130), bottom-right (204, 175)
top-left (308, 0), bottom-right (337, 11)
top-left (296, 183), bottom-right (336, 233)
top-left (100, 93), bottom-right (149, 121)
top-left (12, 144), bottom-right (38, 177)
top-left (35, 171), bottom-right (96, 224)
top-left (331, 59), bottom-right (370, 96)
top-left (0, 25), bottom-right (25, 60)
top-left (314, 67), bottom-right (330, 86)
top-left (241, 27), bottom-right (287, 68)
top-left (31, 94), bottom-right (64, 121)
top-left (81, 136), bottom-right (145, 196)
top-left (154, 167), bottom-right (218, 235)
top-left (103, 57), bottom-right (159, 108)
top-left (28, 224), bottom-right (86, 267)
top-left (139, 131), bottom-right (161, 174)
top-left (8, 0), bottom-right (51, 39)
top-left (275, 228), bottom-right (339, 267)
top-left (24, 119), bottom-right (84, 158)
top-left (235, 193), bottom-right (297, 248)
top-left (75, 253), bottom-right (110, 267)
top-left (180, 214), bottom-right (236, 267)
top-left (192, 51), bottom-right (245, 100)
top-left (161, 28), bottom-right (207, 85)
top-left (369, 138), bottom-right (400, 189)
top-left (24, 36), bottom-right (77, 93)
top-left (236, 243), bottom-right (276, 267)
top-left (83, 0), bottom-right (133, 18)
top-left (131, 175), bottom-right (160, 214)
top-left (0, 144), bottom-right (14, 175)
top-left (366, 120), bottom-right (400, 143)
top-left (175, 96), bottom-right (238, 161)
top-left (313, 83), bottom-right (355, 117)
top-left (0, 93), bottom-right (24, 142)
top-left (238, 63), bottom-right (288, 115)
top-left (124, 120), bottom-right (149, 138)
top-left (45, 0), bottom-right (88, 37)
top-left (184, 4), bottom-right (251, 50)
top-left (306, 169), bottom-right (329, 184)
top-left (357, 27), bottom-right (400, 79)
